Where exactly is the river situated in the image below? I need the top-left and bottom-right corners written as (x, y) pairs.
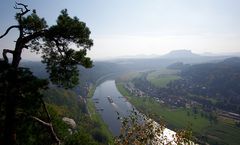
top-left (92, 80), bottom-right (134, 136)
top-left (92, 80), bottom-right (179, 144)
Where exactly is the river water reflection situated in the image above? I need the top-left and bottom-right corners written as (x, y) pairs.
top-left (92, 80), bottom-right (133, 136)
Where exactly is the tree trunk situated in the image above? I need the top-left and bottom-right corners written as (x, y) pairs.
top-left (3, 45), bottom-right (22, 145)
top-left (4, 94), bottom-right (17, 145)
top-left (12, 44), bottom-right (22, 68)
top-left (3, 70), bottom-right (18, 145)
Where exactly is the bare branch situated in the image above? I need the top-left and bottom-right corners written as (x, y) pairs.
top-left (0, 25), bottom-right (19, 39)
top-left (16, 109), bottom-right (60, 145)
top-left (15, 2), bottom-right (28, 10)
top-left (14, 2), bottom-right (30, 16)
top-left (13, 2), bottom-right (30, 38)
top-left (40, 98), bottom-right (51, 121)
top-left (14, 4), bottom-right (23, 13)
top-left (2, 49), bottom-right (14, 63)
top-left (40, 99), bottom-right (61, 144)
top-left (31, 116), bottom-right (51, 126)
top-left (31, 116), bottom-right (61, 145)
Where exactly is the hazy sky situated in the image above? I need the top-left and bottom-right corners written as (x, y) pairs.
top-left (0, 0), bottom-right (240, 60)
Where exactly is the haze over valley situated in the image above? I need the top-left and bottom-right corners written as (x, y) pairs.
top-left (1, 0), bottom-right (240, 145)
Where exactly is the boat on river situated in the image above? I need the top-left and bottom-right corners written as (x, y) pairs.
top-left (107, 96), bottom-right (114, 103)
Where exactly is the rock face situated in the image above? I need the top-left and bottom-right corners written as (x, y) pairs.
top-left (162, 50), bottom-right (200, 58)
top-left (62, 117), bottom-right (76, 129)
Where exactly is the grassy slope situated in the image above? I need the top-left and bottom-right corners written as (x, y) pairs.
top-left (43, 88), bottom-right (101, 144)
top-left (44, 87), bottom-right (114, 144)
top-left (44, 88), bottom-right (82, 119)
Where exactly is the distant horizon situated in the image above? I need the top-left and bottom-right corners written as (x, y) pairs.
top-left (91, 49), bottom-right (240, 61)
top-left (18, 49), bottom-right (240, 62)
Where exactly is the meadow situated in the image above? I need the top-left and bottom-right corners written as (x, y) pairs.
top-left (146, 69), bottom-right (180, 88)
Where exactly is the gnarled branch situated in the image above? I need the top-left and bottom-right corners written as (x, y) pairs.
top-left (14, 2), bottom-right (30, 16)
top-left (0, 25), bottom-right (19, 39)
top-left (40, 98), bottom-right (51, 121)
top-left (2, 49), bottom-right (14, 63)
top-left (40, 98), bottom-right (61, 145)
top-left (31, 116), bottom-right (61, 145)
top-left (17, 108), bottom-right (60, 145)
top-left (31, 116), bottom-right (51, 126)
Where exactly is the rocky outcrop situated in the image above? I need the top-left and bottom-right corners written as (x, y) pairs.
top-left (62, 117), bottom-right (76, 129)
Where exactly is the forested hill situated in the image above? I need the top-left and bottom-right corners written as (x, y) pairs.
top-left (21, 61), bottom-right (125, 81)
top-left (181, 57), bottom-right (240, 95)
top-left (21, 61), bottom-right (126, 96)
top-left (180, 57), bottom-right (240, 113)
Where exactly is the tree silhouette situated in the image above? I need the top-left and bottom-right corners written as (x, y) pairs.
top-left (0, 3), bottom-right (93, 145)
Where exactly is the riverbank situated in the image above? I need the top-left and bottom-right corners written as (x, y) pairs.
top-left (86, 85), bottom-right (114, 144)
top-left (115, 81), bottom-right (195, 144)
top-left (84, 72), bottom-right (125, 144)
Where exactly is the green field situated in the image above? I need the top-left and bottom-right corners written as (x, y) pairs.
top-left (118, 71), bottom-right (146, 81)
top-left (116, 83), bottom-right (209, 133)
top-left (116, 81), bottom-right (240, 145)
top-left (147, 69), bottom-right (180, 88)
top-left (205, 119), bottom-right (240, 145)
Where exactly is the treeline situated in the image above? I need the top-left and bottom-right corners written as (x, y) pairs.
top-left (178, 57), bottom-right (240, 114)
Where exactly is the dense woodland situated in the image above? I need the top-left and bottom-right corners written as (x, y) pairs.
top-left (179, 57), bottom-right (240, 114)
